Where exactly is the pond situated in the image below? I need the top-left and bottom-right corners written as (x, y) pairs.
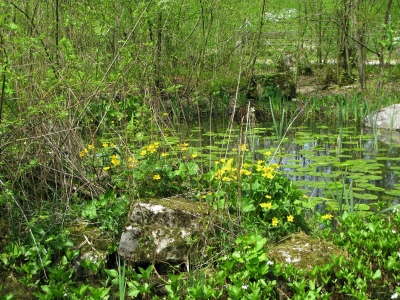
top-left (171, 117), bottom-right (400, 214)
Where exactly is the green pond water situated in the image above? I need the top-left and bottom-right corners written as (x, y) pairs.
top-left (173, 119), bottom-right (400, 214)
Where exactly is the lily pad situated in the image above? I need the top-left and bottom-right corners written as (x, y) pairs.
top-left (353, 193), bottom-right (378, 200)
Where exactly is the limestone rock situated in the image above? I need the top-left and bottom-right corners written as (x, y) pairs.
top-left (364, 104), bottom-right (400, 130)
top-left (118, 198), bottom-right (212, 265)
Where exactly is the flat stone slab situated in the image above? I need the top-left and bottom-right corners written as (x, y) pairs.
top-left (118, 197), bottom-right (212, 265)
top-left (364, 104), bottom-right (400, 130)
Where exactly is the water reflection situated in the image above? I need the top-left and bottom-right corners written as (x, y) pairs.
top-left (187, 120), bottom-right (400, 205)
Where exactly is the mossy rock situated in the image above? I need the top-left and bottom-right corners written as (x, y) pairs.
top-left (268, 231), bottom-right (347, 271)
top-left (119, 197), bottom-right (218, 267)
top-left (251, 73), bottom-right (296, 100)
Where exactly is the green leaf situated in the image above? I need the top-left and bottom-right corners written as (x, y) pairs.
top-left (104, 269), bottom-right (118, 278)
top-left (372, 269), bottom-right (381, 280)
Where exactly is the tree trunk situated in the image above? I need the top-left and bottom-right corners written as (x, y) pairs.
top-left (378, 0), bottom-right (393, 91)
top-left (336, 0), bottom-right (352, 86)
top-left (353, 0), bottom-right (365, 90)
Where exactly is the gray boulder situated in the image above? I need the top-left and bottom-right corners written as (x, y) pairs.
top-left (118, 197), bottom-right (212, 267)
top-left (364, 104), bottom-right (400, 130)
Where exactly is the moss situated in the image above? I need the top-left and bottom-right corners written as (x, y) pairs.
top-left (68, 221), bottom-right (111, 256)
top-left (121, 197), bottom-right (214, 264)
top-left (269, 231), bottom-right (347, 271)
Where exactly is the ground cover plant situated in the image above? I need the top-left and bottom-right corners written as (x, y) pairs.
top-left (2, 122), bottom-right (400, 299)
top-left (2, 0), bottom-right (400, 298)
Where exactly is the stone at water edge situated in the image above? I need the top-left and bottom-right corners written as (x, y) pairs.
top-left (364, 104), bottom-right (400, 130)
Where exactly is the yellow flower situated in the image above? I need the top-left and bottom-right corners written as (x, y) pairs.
top-left (153, 174), bottom-right (161, 180)
top-left (103, 166), bottom-right (110, 171)
top-left (201, 195), bottom-right (206, 199)
top-left (88, 144), bottom-right (95, 150)
top-left (161, 152), bottom-right (168, 157)
top-left (191, 153), bottom-right (198, 158)
top-left (102, 143), bottom-right (108, 148)
top-left (272, 217), bottom-right (278, 226)
top-left (141, 150), bottom-right (147, 156)
top-left (79, 148), bottom-right (89, 157)
top-left (163, 112), bottom-right (169, 116)
top-left (262, 172), bottom-right (274, 179)
top-left (178, 143), bottom-right (189, 151)
top-left (321, 214), bottom-right (334, 220)
top-left (265, 195), bottom-right (272, 199)
top-left (222, 176), bottom-right (233, 182)
top-left (303, 194), bottom-right (308, 199)
top-left (240, 169), bottom-right (252, 176)
top-left (110, 154), bottom-right (120, 167)
top-left (109, 142), bottom-right (115, 147)
top-left (287, 215), bottom-right (294, 222)
top-left (265, 151), bottom-right (272, 156)
top-left (259, 202), bottom-right (272, 209)
top-left (232, 148), bottom-right (237, 152)
top-left (240, 144), bottom-right (249, 151)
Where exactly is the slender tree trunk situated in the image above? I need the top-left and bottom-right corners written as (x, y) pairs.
top-left (246, 0), bottom-right (267, 94)
top-left (336, 0), bottom-right (352, 86)
top-left (378, 0), bottom-right (393, 91)
top-left (353, 0), bottom-right (365, 90)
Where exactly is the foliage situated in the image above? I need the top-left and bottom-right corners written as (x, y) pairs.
top-left (207, 151), bottom-right (309, 239)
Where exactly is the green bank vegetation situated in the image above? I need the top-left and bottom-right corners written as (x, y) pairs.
top-left (1, 0), bottom-right (400, 299)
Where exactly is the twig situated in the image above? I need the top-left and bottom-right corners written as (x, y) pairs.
top-left (0, 178), bottom-right (48, 280)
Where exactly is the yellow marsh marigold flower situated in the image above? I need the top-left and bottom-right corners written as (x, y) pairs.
top-left (109, 142), bottom-right (115, 147)
top-left (262, 172), bottom-right (274, 179)
top-left (259, 202), bottom-right (272, 209)
top-left (232, 148), bottom-right (237, 152)
top-left (240, 144), bottom-right (249, 151)
top-left (191, 153), bottom-right (198, 158)
top-left (303, 194), bottom-right (308, 199)
top-left (102, 143), bottom-right (108, 148)
top-left (153, 174), bottom-right (161, 180)
top-left (110, 154), bottom-right (120, 167)
top-left (178, 143), bottom-right (189, 151)
top-left (287, 215), bottom-right (294, 222)
top-left (265, 195), bottom-right (272, 199)
top-left (79, 149), bottom-right (89, 157)
top-left (240, 169), bottom-right (252, 176)
top-left (265, 151), bottom-right (272, 156)
top-left (272, 217), bottom-right (278, 226)
top-left (103, 166), bottom-right (110, 171)
top-left (140, 150), bottom-right (147, 156)
top-left (321, 214), bottom-right (334, 220)
top-left (88, 144), bottom-right (95, 150)
top-left (161, 152), bottom-right (168, 157)
top-left (222, 176), bottom-right (234, 182)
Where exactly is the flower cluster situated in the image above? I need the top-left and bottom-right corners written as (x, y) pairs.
top-left (255, 160), bottom-right (279, 179)
top-left (140, 142), bottom-right (159, 156)
top-left (259, 196), bottom-right (295, 226)
top-left (79, 144), bottom-right (95, 157)
top-left (214, 158), bottom-right (237, 182)
top-left (321, 213), bottom-right (334, 220)
top-left (178, 142), bottom-right (189, 151)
